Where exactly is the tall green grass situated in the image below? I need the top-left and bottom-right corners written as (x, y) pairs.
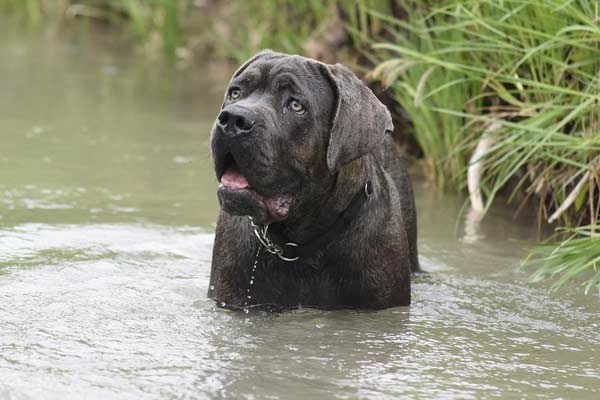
top-left (0, 0), bottom-right (364, 61)
top-left (370, 0), bottom-right (600, 291)
top-left (216, 0), bottom-right (398, 63)
top-left (372, 1), bottom-right (600, 198)
top-left (0, 0), bottom-right (186, 56)
top-left (523, 224), bottom-right (600, 294)
top-left (0, 0), bottom-right (394, 62)
top-left (217, 0), bottom-right (330, 63)
top-left (119, 0), bottom-right (183, 56)
top-left (1, 0), bottom-right (43, 24)
top-left (370, 3), bottom-right (481, 186)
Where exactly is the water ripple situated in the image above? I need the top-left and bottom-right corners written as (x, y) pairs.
top-left (0, 223), bottom-right (599, 399)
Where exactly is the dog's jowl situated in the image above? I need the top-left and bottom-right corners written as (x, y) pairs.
top-left (208, 50), bottom-right (418, 310)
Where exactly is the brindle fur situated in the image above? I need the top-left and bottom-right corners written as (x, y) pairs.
top-left (208, 51), bottom-right (418, 310)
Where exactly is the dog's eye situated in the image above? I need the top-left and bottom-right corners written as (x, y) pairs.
top-left (228, 88), bottom-right (241, 100)
top-left (288, 99), bottom-right (305, 114)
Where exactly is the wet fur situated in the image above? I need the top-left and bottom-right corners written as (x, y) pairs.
top-left (208, 51), bottom-right (418, 310)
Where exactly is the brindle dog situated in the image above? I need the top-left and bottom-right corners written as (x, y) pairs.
top-left (208, 50), bottom-right (418, 310)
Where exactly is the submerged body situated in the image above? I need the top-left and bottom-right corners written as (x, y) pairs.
top-left (208, 51), bottom-right (418, 310)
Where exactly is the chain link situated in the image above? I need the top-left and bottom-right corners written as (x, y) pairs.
top-left (248, 217), bottom-right (299, 261)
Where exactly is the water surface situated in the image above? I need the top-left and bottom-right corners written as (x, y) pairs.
top-left (1, 20), bottom-right (599, 400)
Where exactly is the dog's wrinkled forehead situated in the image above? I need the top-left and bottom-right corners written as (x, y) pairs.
top-left (229, 54), bottom-right (333, 106)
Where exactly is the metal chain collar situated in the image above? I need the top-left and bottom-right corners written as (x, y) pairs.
top-left (248, 217), bottom-right (299, 262)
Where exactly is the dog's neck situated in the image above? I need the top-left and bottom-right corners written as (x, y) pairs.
top-left (271, 157), bottom-right (369, 245)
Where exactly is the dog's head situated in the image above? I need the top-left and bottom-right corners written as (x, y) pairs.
top-left (210, 50), bottom-right (393, 224)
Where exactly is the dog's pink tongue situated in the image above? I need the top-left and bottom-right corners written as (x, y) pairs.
top-left (221, 165), bottom-right (249, 189)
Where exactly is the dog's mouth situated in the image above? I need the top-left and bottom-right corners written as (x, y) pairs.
top-left (220, 153), bottom-right (249, 189)
top-left (218, 152), bottom-right (292, 222)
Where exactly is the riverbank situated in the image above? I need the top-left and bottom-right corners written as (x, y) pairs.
top-left (2, 0), bottom-right (598, 295)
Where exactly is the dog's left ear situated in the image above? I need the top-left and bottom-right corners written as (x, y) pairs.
top-left (320, 63), bottom-right (394, 173)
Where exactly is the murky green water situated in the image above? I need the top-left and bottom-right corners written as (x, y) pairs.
top-left (1, 20), bottom-right (599, 400)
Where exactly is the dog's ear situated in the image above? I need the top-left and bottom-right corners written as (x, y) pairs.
top-left (320, 63), bottom-right (393, 173)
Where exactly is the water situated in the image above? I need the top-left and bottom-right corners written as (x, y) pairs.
top-left (1, 20), bottom-right (599, 400)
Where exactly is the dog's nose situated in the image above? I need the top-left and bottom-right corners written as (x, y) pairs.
top-left (217, 109), bottom-right (255, 136)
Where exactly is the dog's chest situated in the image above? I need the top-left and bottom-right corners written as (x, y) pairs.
top-left (245, 253), bottom-right (347, 307)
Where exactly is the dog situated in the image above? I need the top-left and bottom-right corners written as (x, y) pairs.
top-left (207, 50), bottom-right (418, 310)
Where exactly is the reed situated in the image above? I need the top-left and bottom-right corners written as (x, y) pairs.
top-left (215, 0), bottom-right (330, 63)
top-left (523, 225), bottom-right (600, 294)
top-left (1, 0), bottom-right (43, 24)
top-left (0, 0), bottom-right (185, 56)
top-left (370, 0), bottom-right (600, 292)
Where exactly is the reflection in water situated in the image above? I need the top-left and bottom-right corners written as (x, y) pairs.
top-left (463, 206), bottom-right (484, 244)
top-left (0, 17), bottom-right (599, 400)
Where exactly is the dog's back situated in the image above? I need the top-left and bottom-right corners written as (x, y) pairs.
top-left (381, 135), bottom-right (419, 272)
